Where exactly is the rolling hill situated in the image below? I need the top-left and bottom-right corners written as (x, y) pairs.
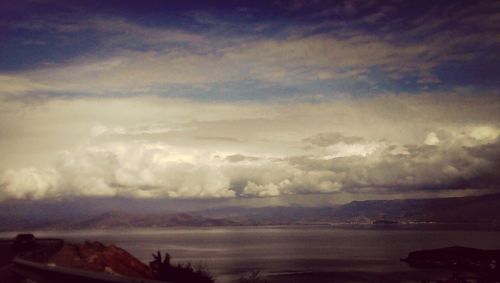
top-left (1, 193), bottom-right (500, 230)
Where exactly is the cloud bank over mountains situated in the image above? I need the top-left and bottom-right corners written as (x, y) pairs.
top-left (0, 95), bottom-right (499, 200)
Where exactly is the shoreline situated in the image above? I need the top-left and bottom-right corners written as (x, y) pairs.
top-left (2, 222), bottom-right (500, 233)
top-left (266, 270), bottom-right (459, 283)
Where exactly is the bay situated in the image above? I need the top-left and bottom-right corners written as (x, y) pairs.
top-left (2, 226), bottom-right (500, 282)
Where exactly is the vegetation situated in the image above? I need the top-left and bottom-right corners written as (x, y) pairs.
top-left (238, 270), bottom-right (268, 283)
top-left (150, 251), bottom-right (214, 283)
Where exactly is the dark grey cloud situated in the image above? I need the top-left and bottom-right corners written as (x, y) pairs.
top-left (287, 138), bottom-right (500, 194)
top-left (225, 154), bottom-right (260, 163)
top-left (303, 132), bottom-right (364, 147)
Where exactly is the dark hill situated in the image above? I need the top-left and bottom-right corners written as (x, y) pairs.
top-left (1, 193), bottom-right (500, 230)
top-left (331, 193), bottom-right (500, 223)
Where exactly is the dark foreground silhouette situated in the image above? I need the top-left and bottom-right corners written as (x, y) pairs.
top-left (0, 234), bottom-right (214, 283)
top-left (150, 250), bottom-right (214, 283)
top-left (401, 246), bottom-right (500, 282)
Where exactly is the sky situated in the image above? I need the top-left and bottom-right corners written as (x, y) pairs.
top-left (0, 0), bottom-right (499, 206)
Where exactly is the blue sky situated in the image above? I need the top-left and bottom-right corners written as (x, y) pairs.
top-left (1, 0), bottom-right (498, 100)
top-left (0, 0), bottom-right (499, 203)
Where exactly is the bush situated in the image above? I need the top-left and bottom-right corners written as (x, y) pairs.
top-left (149, 251), bottom-right (214, 283)
top-left (238, 270), bottom-right (268, 283)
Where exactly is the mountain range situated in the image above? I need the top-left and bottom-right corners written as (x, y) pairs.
top-left (1, 193), bottom-right (500, 231)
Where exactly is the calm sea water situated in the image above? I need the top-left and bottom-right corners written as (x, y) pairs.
top-left (2, 226), bottom-right (500, 282)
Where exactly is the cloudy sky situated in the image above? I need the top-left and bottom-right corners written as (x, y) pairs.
top-left (0, 0), bottom-right (499, 205)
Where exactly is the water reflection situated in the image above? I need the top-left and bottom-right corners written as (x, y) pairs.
top-left (2, 226), bottom-right (500, 282)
